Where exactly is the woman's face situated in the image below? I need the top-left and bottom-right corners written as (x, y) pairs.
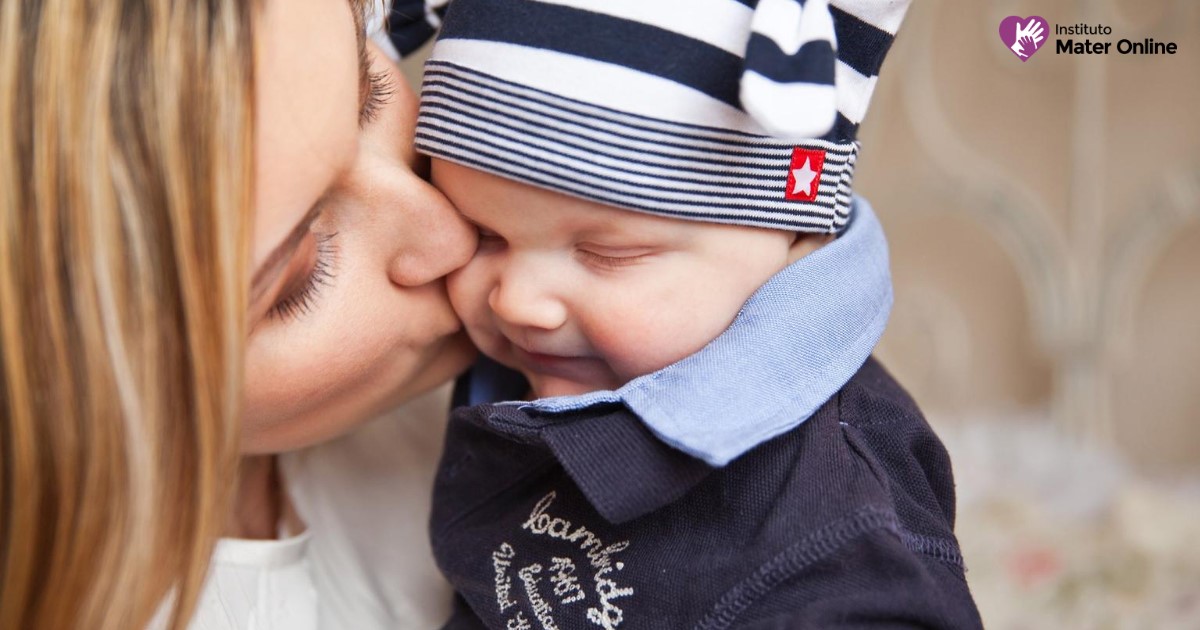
top-left (243, 0), bottom-right (477, 453)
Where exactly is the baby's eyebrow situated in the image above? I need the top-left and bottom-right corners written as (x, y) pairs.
top-left (453, 210), bottom-right (487, 230)
top-left (576, 220), bottom-right (674, 241)
top-left (450, 202), bottom-right (498, 231)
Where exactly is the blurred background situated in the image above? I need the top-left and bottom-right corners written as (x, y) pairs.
top-left (861, 0), bottom-right (1199, 479)
top-left (859, 0), bottom-right (1200, 626)
top-left (399, 0), bottom-right (1200, 625)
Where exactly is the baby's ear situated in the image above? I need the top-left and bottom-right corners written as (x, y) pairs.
top-left (787, 232), bottom-right (834, 264)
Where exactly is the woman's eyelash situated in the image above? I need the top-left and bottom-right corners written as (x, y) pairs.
top-left (360, 69), bottom-right (395, 126)
top-left (268, 232), bottom-right (339, 322)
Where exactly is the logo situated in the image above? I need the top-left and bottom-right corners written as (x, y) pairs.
top-left (999, 16), bottom-right (1048, 61)
top-left (785, 147), bottom-right (825, 202)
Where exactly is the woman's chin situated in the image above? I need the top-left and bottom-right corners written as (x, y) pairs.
top-left (397, 329), bottom-right (479, 401)
top-left (240, 331), bottom-right (478, 455)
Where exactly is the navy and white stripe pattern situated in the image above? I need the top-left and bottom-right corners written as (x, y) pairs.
top-left (399, 0), bottom-right (911, 233)
top-left (741, 0), bottom-right (840, 140)
top-left (419, 61), bottom-right (859, 231)
top-left (388, 0), bottom-right (450, 57)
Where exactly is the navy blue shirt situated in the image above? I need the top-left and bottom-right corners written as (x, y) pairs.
top-left (431, 357), bottom-right (982, 629)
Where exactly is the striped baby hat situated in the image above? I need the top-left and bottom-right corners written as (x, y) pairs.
top-left (393, 0), bottom-right (912, 233)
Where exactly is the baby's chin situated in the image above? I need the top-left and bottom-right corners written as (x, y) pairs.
top-left (525, 372), bottom-right (616, 400)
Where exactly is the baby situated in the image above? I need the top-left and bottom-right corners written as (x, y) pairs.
top-left (401, 0), bottom-right (982, 627)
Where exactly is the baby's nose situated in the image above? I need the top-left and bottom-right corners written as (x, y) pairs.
top-left (487, 266), bottom-right (568, 332)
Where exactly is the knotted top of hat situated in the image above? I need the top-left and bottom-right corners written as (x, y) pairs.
top-left (395, 0), bottom-right (912, 233)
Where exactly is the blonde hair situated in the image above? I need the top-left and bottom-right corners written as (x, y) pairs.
top-left (0, 1), bottom-right (253, 628)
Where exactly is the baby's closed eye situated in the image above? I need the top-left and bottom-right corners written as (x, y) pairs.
top-left (574, 244), bottom-right (658, 270)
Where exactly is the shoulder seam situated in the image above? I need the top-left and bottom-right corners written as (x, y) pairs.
top-left (898, 530), bottom-right (966, 568)
top-left (693, 505), bottom-right (900, 630)
top-left (836, 423), bottom-right (962, 570)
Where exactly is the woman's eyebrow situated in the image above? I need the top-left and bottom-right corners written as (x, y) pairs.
top-left (249, 202), bottom-right (325, 305)
top-left (353, 6), bottom-right (372, 122)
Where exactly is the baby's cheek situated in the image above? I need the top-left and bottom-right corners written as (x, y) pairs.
top-left (446, 263), bottom-right (494, 338)
top-left (446, 261), bottom-right (484, 316)
top-left (588, 300), bottom-right (708, 380)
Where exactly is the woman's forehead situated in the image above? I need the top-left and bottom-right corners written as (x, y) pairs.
top-left (252, 0), bottom-right (362, 270)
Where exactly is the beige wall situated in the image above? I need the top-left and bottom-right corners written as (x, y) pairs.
top-left (398, 0), bottom-right (1200, 475)
top-left (856, 0), bottom-right (1200, 475)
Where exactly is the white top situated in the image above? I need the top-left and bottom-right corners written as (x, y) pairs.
top-left (160, 385), bottom-right (456, 630)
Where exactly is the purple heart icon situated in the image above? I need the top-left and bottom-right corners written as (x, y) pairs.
top-left (999, 16), bottom-right (1049, 62)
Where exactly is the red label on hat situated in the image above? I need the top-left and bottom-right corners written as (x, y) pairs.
top-left (785, 148), bottom-right (826, 201)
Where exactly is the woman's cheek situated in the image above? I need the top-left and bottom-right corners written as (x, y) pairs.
top-left (242, 346), bottom-right (328, 435)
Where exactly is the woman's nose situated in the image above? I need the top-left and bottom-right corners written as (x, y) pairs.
top-left (487, 258), bottom-right (568, 332)
top-left (387, 182), bottom-right (477, 287)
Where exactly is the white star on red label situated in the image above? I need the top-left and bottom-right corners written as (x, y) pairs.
top-left (791, 159), bottom-right (818, 197)
top-left (785, 147), bottom-right (826, 202)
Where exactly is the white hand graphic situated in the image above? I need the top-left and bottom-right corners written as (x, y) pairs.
top-left (1010, 19), bottom-right (1045, 58)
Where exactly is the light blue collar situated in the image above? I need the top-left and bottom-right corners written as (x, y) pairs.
top-left (475, 196), bottom-right (893, 467)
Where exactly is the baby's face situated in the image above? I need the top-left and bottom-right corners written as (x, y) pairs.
top-left (434, 160), bottom-right (795, 398)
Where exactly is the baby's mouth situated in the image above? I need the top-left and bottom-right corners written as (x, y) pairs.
top-left (509, 344), bottom-right (600, 381)
top-left (512, 345), bottom-right (580, 366)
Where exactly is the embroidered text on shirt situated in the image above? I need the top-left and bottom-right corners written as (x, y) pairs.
top-left (519, 564), bottom-right (560, 630)
top-left (520, 492), bottom-right (636, 629)
top-left (493, 543), bottom-right (519, 612)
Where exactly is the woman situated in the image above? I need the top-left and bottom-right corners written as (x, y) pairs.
top-left (1, 0), bottom-right (474, 628)
top-left (206, 2), bottom-right (477, 628)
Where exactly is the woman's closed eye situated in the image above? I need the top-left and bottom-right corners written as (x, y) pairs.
top-left (267, 231), bottom-right (340, 321)
top-left (359, 68), bottom-right (395, 127)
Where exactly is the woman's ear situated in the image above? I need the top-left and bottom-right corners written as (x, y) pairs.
top-left (787, 232), bottom-right (835, 264)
